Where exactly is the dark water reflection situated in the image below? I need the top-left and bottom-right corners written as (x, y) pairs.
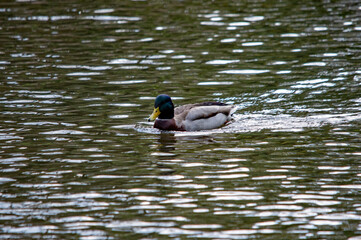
top-left (1, 0), bottom-right (361, 239)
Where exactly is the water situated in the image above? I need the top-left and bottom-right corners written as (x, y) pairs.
top-left (1, 0), bottom-right (361, 239)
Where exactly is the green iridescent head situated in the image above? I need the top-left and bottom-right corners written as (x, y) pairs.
top-left (148, 94), bottom-right (175, 121)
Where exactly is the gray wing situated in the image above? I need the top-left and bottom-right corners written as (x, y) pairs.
top-left (174, 104), bottom-right (194, 115)
top-left (185, 105), bottom-right (235, 121)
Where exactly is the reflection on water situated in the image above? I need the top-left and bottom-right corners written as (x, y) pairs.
top-left (1, 0), bottom-right (361, 239)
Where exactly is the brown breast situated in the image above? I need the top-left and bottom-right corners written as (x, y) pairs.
top-left (154, 119), bottom-right (185, 131)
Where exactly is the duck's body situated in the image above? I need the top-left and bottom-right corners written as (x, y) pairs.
top-left (148, 94), bottom-right (236, 131)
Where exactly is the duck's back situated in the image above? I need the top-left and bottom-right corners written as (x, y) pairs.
top-left (174, 102), bottom-right (235, 131)
top-left (174, 102), bottom-right (228, 115)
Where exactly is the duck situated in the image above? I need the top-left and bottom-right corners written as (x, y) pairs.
top-left (148, 94), bottom-right (236, 131)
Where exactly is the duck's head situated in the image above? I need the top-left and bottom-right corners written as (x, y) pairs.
top-left (148, 94), bottom-right (175, 121)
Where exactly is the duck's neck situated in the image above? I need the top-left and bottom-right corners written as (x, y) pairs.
top-left (159, 110), bottom-right (174, 119)
top-left (158, 102), bottom-right (174, 119)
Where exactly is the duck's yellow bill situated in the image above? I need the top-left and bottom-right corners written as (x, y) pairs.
top-left (148, 107), bottom-right (160, 121)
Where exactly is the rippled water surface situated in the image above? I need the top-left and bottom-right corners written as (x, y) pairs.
top-left (1, 0), bottom-right (361, 239)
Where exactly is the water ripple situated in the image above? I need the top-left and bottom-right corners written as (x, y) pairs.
top-left (205, 60), bottom-right (240, 65)
top-left (219, 69), bottom-right (270, 74)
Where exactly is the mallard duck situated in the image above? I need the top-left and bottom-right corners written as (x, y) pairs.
top-left (148, 94), bottom-right (236, 131)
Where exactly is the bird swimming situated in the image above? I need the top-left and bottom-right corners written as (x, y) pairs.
top-left (148, 94), bottom-right (236, 131)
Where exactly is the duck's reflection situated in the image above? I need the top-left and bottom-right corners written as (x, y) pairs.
top-left (155, 131), bottom-right (216, 154)
top-left (158, 132), bottom-right (176, 152)
top-left (152, 131), bottom-right (216, 174)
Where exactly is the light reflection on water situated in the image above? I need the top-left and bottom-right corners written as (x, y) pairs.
top-left (1, 0), bottom-right (361, 239)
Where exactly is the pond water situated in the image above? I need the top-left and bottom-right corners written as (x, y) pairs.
top-left (1, 0), bottom-right (361, 239)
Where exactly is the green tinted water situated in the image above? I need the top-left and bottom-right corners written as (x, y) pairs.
top-left (1, 0), bottom-right (360, 239)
